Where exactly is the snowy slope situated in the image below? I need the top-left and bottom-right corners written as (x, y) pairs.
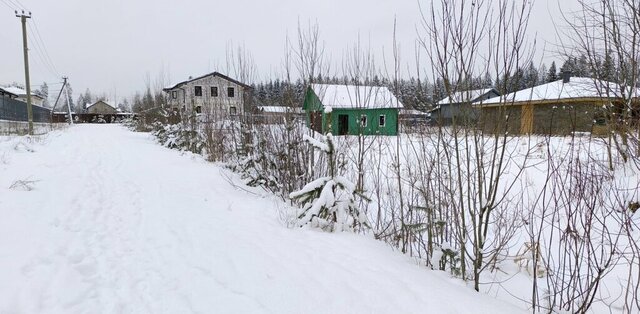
top-left (0, 125), bottom-right (524, 313)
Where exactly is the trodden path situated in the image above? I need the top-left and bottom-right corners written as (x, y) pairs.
top-left (0, 125), bottom-right (523, 313)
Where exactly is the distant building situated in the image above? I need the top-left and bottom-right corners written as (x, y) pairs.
top-left (431, 88), bottom-right (500, 125)
top-left (86, 100), bottom-right (118, 114)
top-left (399, 108), bottom-right (431, 131)
top-left (1, 86), bottom-right (45, 106)
top-left (255, 105), bottom-right (303, 124)
top-left (303, 84), bottom-right (403, 136)
top-left (474, 74), bottom-right (640, 135)
top-left (163, 72), bottom-right (251, 116)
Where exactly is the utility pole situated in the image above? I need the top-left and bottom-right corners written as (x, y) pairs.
top-left (16, 10), bottom-right (33, 134)
top-left (62, 77), bottom-right (73, 125)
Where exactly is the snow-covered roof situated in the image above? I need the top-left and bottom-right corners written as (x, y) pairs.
top-left (258, 106), bottom-right (302, 114)
top-left (400, 108), bottom-right (430, 116)
top-left (476, 77), bottom-right (638, 106)
top-left (436, 88), bottom-right (497, 105)
top-left (1, 86), bottom-right (44, 99)
top-left (0, 86), bottom-right (18, 97)
top-left (311, 84), bottom-right (403, 109)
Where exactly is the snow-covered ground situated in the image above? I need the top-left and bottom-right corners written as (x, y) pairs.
top-left (0, 124), bottom-right (524, 313)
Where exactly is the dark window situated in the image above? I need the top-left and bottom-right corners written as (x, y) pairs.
top-left (195, 106), bottom-right (202, 114)
top-left (211, 87), bottom-right (218, 97)
top-left (379, 114), bottom-right (386, 127)
top-left (360, 114), bottom-right (367, 127)
top-left (227, 87), bottom-right (235, 97)
top-left (171, 91), bottom-right (177, 99)
top-left (230, 106), bottom-right (237, 115)
top-left (194, 86), bottom-right (202, 96)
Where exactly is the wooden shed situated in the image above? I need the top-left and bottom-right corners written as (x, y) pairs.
top-left (474, 76), bottom-right (639, 135)
top-left (303, 84), bottom-right (403, 136)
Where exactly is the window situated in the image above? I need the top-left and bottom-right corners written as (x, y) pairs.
top-left (227, 87), bottom-right (235, 97)
top-left (379, 114), bottom-right (386, 127)
top-left (171, 91), bottom-right (177, 99)
top-left (194, 86), bottom-right (202, 96)
top-left (360, 114), bottom-right (367, 127)
top-left (195, 106), bottom-right (202, 114)
top-left (230, 106), bottom-right (237, 115)
top-left (211, 86), bottom-right (218, 97)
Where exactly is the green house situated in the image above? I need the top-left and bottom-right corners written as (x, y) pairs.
top-left (303, 84), bottom-right (403, 136)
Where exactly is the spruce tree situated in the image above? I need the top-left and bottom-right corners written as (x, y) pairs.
top-left (290, 130), bottom-right (370, 232)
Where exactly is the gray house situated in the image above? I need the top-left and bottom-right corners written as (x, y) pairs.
top-left (431, 88), bottom-right (500, 125)
top-left (163, 72), bottom-right (251, 116)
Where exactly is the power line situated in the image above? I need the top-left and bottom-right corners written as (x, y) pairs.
top-left (5, 0), bottom-right (24, 10)
top-left (26, 26), bottom-right (57, 77)
top-left (31, 19), bottom-right (59, 75)
top-left (27, 22), bottom-right (59, 77)
top-left (12, 0), bottom-right (27, 10)
top-left (0, 0), bottom-right (15, 10)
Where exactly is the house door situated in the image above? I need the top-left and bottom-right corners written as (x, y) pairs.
top-left (310, 112), bottom-right (323, 133)
top-left (338, 114), bottom-right (349, 135)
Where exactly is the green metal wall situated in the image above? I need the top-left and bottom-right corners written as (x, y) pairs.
top-left (329, 108), bottom-right (398, 136)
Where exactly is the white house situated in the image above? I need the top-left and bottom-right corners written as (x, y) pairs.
top-left (163, 72), bottom-right (251, 116)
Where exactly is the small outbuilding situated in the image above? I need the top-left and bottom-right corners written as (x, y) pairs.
top-left (474, 74), bottom-right (640, 135)
top-left (303, 84), bottom-right (403, 136)
top-left (431, 88), bottom-right (500, 125)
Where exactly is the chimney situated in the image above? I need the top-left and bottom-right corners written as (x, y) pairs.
top-left (562, 71), bottom-right (572, 84)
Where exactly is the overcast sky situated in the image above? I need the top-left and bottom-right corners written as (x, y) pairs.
top-left (0, 0), bottom-right (580, 102)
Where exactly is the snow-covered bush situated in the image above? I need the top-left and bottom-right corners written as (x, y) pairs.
top-left (153, 121), bottom-right (205, 154)
top-left (231, 140), bottom-right (281, 193)
top-left (289, 133), bottom-right (369, 232)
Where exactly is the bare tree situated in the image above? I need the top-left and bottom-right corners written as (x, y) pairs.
top-left (418, 0), bottom-right (535, 291)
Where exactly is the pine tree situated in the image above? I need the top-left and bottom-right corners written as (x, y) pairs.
top-left (524, 62), bottom-right (539, 88)
top-left (289, 133), bottom-right (370, 232)
top-left (482, 73), bottom-right (493, 88)
top-left (547, 61), bottom-right (558, 82)
top-left (560, 57), bottom-right (576, 77)
top-left (600, 53), bottom-right (615, 81)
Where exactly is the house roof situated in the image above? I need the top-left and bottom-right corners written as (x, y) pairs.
top-left (310, 84), bottom-right (403, 109)
top-left (87, 100), bottom-right (117, 110)
top-left (1, 86), bottom-right (44, 100)
top-left (436, 88), bottom-right (498, 105)
top-left (163, 72), bottom-right (251, 91)
top-left (0, 86), bottom-right (18, 97)
top-left (476, 77), bottom-right (639, 106)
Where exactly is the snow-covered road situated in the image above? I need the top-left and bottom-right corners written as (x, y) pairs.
top-left (0, 125), bottom-right (523, 313)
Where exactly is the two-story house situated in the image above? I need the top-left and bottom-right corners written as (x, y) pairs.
top-left (163, 72), bottom-right (251, 116)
